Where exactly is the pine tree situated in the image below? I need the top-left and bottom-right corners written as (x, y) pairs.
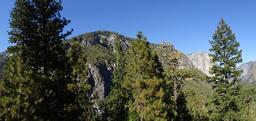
top-left (66, 40), bottom-right (98, 121)
top-left (131, 78), bottom-right (168, 121)
top-left (158, 43), bottom-right (192, 121)
top-left (122, 32), bottom-right (166, 121)
top-left (0, 51), bottom-right (35, 120)
top-left (159, 43), bottom-right (181, 109)
top-left (103, 39), bottom-right (128, 121)
top-left (1, 0), bottom-right (73, 120)
top-left (123, 32), bottom-right (162, 87)
top-left (208, 19), bottom-right (242, 121)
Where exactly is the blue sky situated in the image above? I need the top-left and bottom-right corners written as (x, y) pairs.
top-left (1, 0), bottom-right (256, 63)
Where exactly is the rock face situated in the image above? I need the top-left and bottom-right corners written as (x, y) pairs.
top-left (154, 43), bottom-right (194, 68)
top-left (3, 30), bottom-right (256, 102)
top-left (69, 31), bottom-right (132, 101)
top-left (238, 61), bottom-right (256, 83)
top-left (72, 31), bottom-right (131, 51)
top-left (70, 31), bottom-right (198, 101)
top-left (87, 63), bottom-right (113, 101)
top-left (188, 52), bottom-right (212, 76)
top-left (180, 53), bottom-right (195, 68)
top-left (187, 51), bottom-right (256, 83)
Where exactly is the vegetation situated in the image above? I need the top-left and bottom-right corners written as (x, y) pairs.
top-left (0, 52), bottom-right (5, 79)
top-left (122, 32), bottom-right (166, 120)
top-left (208, 19), bottom-right (243, 121)
top-left (102, 39), bottom-right (128, 121)
top-left (1, 1), bottom-right (256, 121)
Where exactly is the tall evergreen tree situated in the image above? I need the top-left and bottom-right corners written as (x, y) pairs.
top-left (208, 19), bottom-right (242, 121)
top-left (122, 32), bottom-right (166, 121)
top-left (103, 39), bottom-right (128, 121)
top-left (123, 32), bottom-right (162, 85)
top-left (158, 43), bottom-right (192, 121)
top-left (67, 40), bottom-right (97, 121)
top-left (1, 0), bottom-right (73, 120)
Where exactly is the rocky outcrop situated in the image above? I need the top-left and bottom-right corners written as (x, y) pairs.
top-left (187, 51), bottom-right (256, 83)
top-left (71, 31), bottom-right (199, 101)
top-left (154, 43), bottom-right (194, 68)
top-left (188, 52), bottom-right (212, 76)
top-left (180, 53), bottom-right (195, 68)
top-left (238, 61), bottom-right (256, 83)
top-left (69, 31), bottom-right (131, 101)
top-left (87, 62), bottom-right (113, 101)
top-left (72, 31), bottom-right (131, 51)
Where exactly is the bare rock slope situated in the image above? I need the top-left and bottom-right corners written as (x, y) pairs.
top-left (188, 51), bottom-right (256, 83)
top-left (187, 52), bottom-right (211, 76)
top-left (238, 61), bottom-right (256, 83)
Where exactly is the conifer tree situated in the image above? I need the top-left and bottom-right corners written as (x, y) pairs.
top-left (1, 0), bottom-right (73, 120)
top-left (208, 19), bottom-right (242, 121)
top-left (158, 43), bottom-right (192, 121)
top-left (103, 39), bottom-right (128, 121)
top-left (123, 32), bottom-right (166, 120)
top-left (159, 43), bottom-right (181, 108)
top-left (67, 40), bottom-right (97, 121)
top-left (123, 32), bottom-right (162, 86)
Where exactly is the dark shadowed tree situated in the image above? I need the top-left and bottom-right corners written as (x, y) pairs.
top-left (0, 0), bottom-right (74, 120)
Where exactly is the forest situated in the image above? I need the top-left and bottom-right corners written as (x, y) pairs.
top-left (1, 0), bottom-right (256, 121)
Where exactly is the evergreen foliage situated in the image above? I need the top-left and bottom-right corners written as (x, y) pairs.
top-left (208, 19), bottom-right (243, 121)
top-left (1, 1), bottom-right (256, 120)
top-left (123, 32), bottom-right (166, 120)
top-left (1, 0), bottom-right (74, 120)
top-left (102, 39), bottom-right (128, 121)
top-left (67, 40), bottom-right (97, 121)
top-left (239, 85), bottom-right (256, 121)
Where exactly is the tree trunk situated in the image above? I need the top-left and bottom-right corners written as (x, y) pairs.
top-left (173, 79), bottom-right (178, 110)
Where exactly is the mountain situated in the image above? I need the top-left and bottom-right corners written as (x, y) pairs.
top-left (0, 31), bottom-right (197, 102)
top-left (238, 61), bottom-right (256, 83)
top-left (68, 31), bottom-right (131, 101)
top-left (68, 31), bottom-right (196, 101)
top-left (1, 31), bottom-right (256, 95)
top-left (187, 52), bottom-right (211, 76)
top-left (187, 51), bottom-right (256, 83)
top-left (5, 30), bottom-right (256, 100)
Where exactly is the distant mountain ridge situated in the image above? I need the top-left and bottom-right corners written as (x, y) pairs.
top-left (67, 31), bottom-right (196, 101)
top-left (187, 52), bottom-right (211, 76)
top-left (0, 31), bottom-right (256, 100)
top-left (238, 61), bottom-right (256, 83)
top-left (187, 51), bottom-right (256, 83)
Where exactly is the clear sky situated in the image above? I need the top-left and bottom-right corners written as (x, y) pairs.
top-left (1, 0), bottom-right (256, 63)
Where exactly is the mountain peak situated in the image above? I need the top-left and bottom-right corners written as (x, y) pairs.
top-left (187, 52), bottom-right (211, 76)
top-left (238, 61), bottom-right (256, 83)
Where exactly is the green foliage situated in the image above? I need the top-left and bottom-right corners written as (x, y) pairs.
top-left (84, 45), bottom-right (114, 64)
top-left (123, 32), bottom-right (162, 88)
top-left (67, 41), bottom-right (88, 81)
top-left (67, 40), bottom-right (98, 121)
top-left (0, 52), bottom-right (6, 79)
top-left (1, 0), bottom-right (74, 120)
top-left (208, 19), bottom-right (242, 121)
top-left (102, 39), bottom-right (128, 121)
top-left (238, 85), bottom-right (256, 121)
top-left (130, 78), bottom-right (168, 121)
top-left (1, 2), bottom-right (255, 120)
top-left (182, 68), bottom-right (212, 121)
top-left (123, 32), bottom-right (167, 121)
top-left (158, 43), bottom-right (194, 121)
top-left (0, 52), bottom-right (37, 120)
